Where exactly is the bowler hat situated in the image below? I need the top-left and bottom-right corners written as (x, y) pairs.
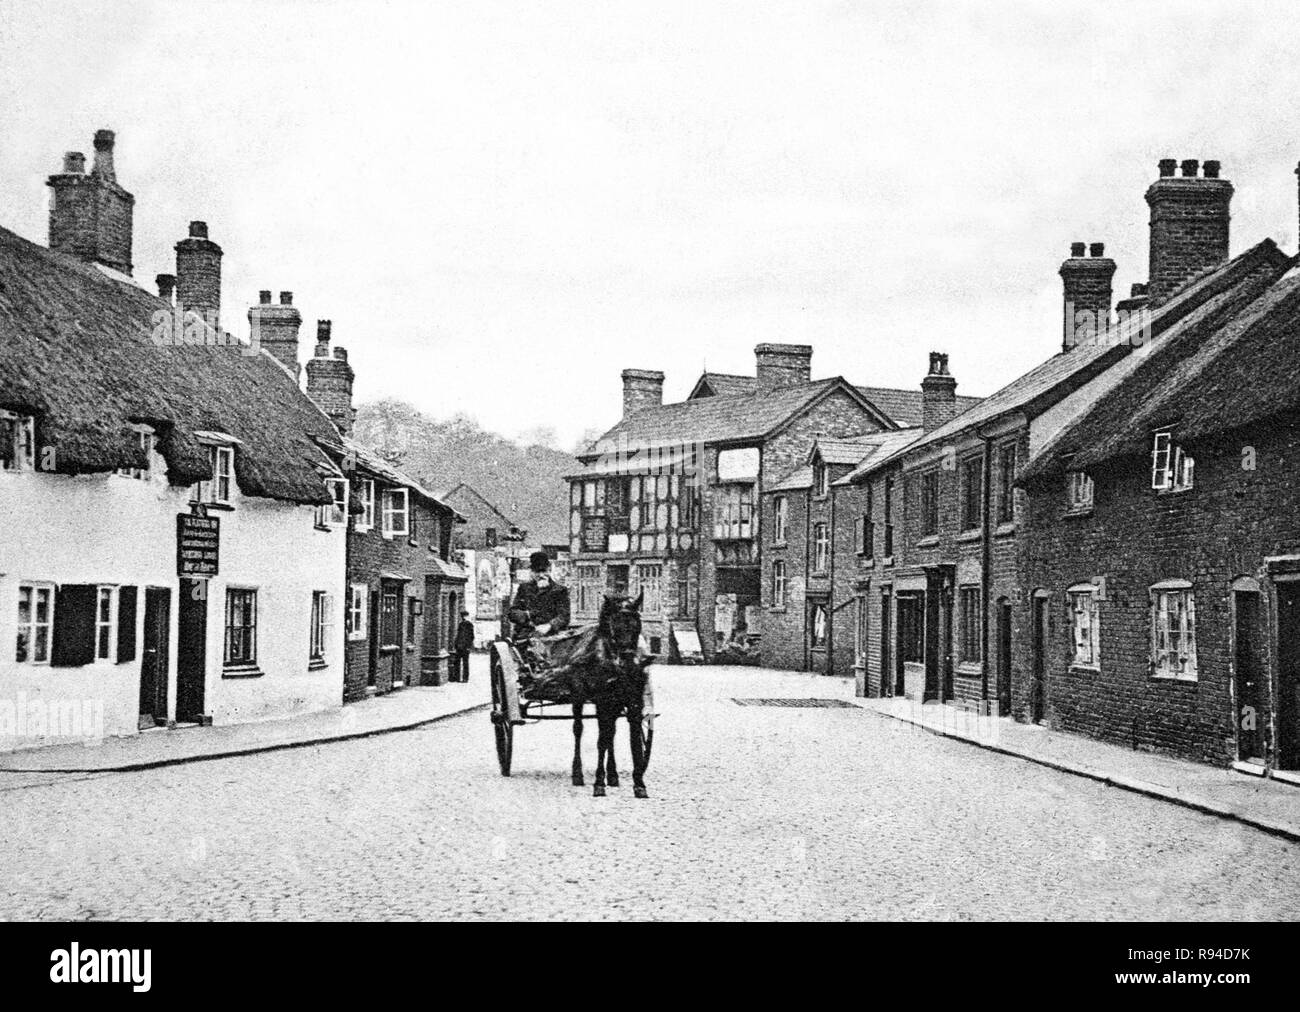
top-left (528, 551), bottom-right (551, 572)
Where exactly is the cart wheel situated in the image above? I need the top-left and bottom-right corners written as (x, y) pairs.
top-left (490, 649), bottom-right (514, 776)
top-left (641, 676), bottom-right (655, 769)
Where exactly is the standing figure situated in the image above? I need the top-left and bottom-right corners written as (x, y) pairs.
top-left (453, 610), bottom-right (475, 682)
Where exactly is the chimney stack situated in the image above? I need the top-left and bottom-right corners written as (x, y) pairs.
top-left (156, 273), bottom-right (176, 303)
top-left (754, 343), bottom-right (813, 390)
top-left (46, 128), bottom-right (135, 275)
top-left (305, 319), bottom-right (355, 435)
top-left (174, 220), bottom-right (223, 329)
top-left (1145, 157), bottom-right (1232, 305)
top-left (249, 289), bottom-right (302, 378)
top-left (1059, 240), bottom-right (1116, 352)
top-left (621, 369), bottom-right (665, 417)
top-left (921, 352), bottom-right (958, 432)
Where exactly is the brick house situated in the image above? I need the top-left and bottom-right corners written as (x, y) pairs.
top-left (1014, 160), bottom-right (1300, 773)
top-left (442, 483), bottom-right (527, 646)
top-left (829, 159), bottom-right (1289, 716)
top-left (566, 344), bottom-right (952, 662)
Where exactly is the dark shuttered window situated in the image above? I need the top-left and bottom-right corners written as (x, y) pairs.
top-left (116, 586), bottom-right (138, 663)
top-left (51, 584), bottom-right (97, 667)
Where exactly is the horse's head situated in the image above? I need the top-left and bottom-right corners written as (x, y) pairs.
top-left (599, 590), bottom-right (644, 659)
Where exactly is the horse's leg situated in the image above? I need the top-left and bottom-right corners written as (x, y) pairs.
top-left (626, 703), bottom-right (648, 798)
top-left (605, 711), bottom-right (620, 788)
top-left (592, 706), bottom-right (611, 798)
top-left (571, 701), bottom-right (584, 787)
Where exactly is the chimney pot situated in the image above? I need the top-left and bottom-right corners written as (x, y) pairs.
top-left (1070, 241), bottom-right (1086, 257)
top-left (333, 346), bottom-right (348, 362)
top-left (62, 152), bottom-right (85, 174)
top-left (48, 129), bottom-right (133, 274)
top-left (1181, 158), bottom-right (1199, 178)
top-left (920, 351), bottom-right (958, 431)
top-left (1145, 159), bottom-right (1232, 304)
top-left (1203, 159), bottom-right (1221, 179)
top-left (93, 129), bottom-right (115, 151)
top-left (1158, 158), bottom-right (1178, 177)
top-left (279, 291), bottom-right (293, 305)
top-left (317, 319), bottom-right (332, 342)
top-left (188, 220), bottom-right (208, 238)
top-left (1089, 242), bottom-right (1105, 257)
top-left (259, 290), bottom-right (272, 304)
top-left (156, 273), bottom-right (176, 302)
top-left (174, 221), bottom-right (223, 329)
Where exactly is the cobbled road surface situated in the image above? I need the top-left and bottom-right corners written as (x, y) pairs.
top-left (3, 665), bottom-right (1299, 920)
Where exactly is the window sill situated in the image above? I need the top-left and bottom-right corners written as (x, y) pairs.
top-left (313, 524), bottom-right (332, 533)
top-left (768, 606), bottom-right (787, 613)
top-left (308, 659), bottom-right (329, 672)
top-left (347, 632), bottom-right (367, 642)
top-left (192, 501), bottom-right (235, 512)
top-left (771, 540), bottom-right (788, 549)
top-left (956, 661), bottom-right (983, 676)
top-left (994, 522), bottom-right (1017, 538)
top-left (222, 665), bottom-right (264, 679)
top-left (1064, 506), bottom-right (1094, 519)
top-left (1069, 663), bottom-right (1100, 675)
top-left (956, 529), bottom-right (982, 543)
top-left (1150, 670), bottom-right (1199, 683)
top-left (1155, 486), bottom-right (1194, 498)
top-left (882, 556), bottom-right (895, 567)
top-left (810, 570), bottom-right (828, 578)
top-left (915, 536), bottom-right (939, 549)
top-left (379, 645), bottom-right (400, 654)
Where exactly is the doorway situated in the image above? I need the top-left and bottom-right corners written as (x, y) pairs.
top-left (1276, 582), bottom-right (1300, 769)
top-left (176, 578), bottom-right (207, 723)
top-left (997, 597), bottom-right (1012, 716)
top-left (138, 587), bottom-right (170, 728)
top-left (1030, 592), bottom-right (1048, 724)
top-left (806, 598), bottom-right (829, 673)
top-left (924, 568), bottom-right (954, 702)
top-left (879, 589), bottom-right (893, 696)
top-left (1233, 589), bottom-right (1265, 764)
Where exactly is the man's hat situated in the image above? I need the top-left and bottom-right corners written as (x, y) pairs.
top-left (528, 551), bottom-right (551, 573)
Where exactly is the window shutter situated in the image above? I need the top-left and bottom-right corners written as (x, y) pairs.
top-left (51, 584), bottom-right (97, 667)
top-left (1185, 592), bottom-right (1197, 673)
top-left (1148, 590), bottom-right (1159, 671)
top-left (116, 586), bottom-right (138, 662)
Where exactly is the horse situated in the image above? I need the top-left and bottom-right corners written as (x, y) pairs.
top-left (517, 591), bottom-right (653, 798)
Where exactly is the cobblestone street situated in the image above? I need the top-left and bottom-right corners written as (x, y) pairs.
top-left (3, 665), bottom-right (1300, 921)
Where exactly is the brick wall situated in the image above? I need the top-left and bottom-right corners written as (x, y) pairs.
top-left (1015, 413), bottom-right (1300, 767)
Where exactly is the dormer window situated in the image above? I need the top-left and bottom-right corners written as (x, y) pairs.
top-left (1151, 431), bottom-right (1194, 492)
top-left (316, 478), bottom-right (349, 528)
top-left (813, 458), bottom-right (829, 498)
top-left (0, 410), bottom-right (35, 471)
top-left (356, 479), bottom-right (375, 530)
top-left (194, 445), bottom-right (235, 504)
top-left (116, 424), bottom-right (156, 481)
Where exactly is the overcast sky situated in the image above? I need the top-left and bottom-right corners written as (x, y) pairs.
top-left (2, 0), bottom-right (1299, 447)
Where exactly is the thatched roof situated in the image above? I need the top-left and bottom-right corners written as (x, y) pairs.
top-left (1022, 246), bottom-right (1299, 483)
top-left (0, 224), bottom-right (340, 504)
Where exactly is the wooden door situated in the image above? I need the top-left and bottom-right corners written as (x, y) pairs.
top-left (138, 588), bottom-right (170, 727)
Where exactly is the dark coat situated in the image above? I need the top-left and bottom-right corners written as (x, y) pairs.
top-left (509, 578), bottom-right (571, 633)
top-left (454, 619), bottom-right (475, 653)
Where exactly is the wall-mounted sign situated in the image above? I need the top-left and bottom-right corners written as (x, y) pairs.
top-left (177, 513), bottom-right (220, 577)
top-left (580, 515), bottom-right (609, 553)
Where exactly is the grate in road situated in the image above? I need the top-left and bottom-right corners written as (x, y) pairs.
top-left (732, 697), bottom-right (858, 708)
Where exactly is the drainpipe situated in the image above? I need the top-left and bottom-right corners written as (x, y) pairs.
top-left (980, 436), bottom-right (993, 707)
top-left (828, 478), bottom-right (836, 675)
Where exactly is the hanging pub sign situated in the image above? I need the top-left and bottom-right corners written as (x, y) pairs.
top-left (177, 513), bottom-right (220, 577)
top-left (580, 514), bottom-right (609, 553)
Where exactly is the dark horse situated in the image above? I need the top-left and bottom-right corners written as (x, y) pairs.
top-left (525, 592), bottom-right (653, 798)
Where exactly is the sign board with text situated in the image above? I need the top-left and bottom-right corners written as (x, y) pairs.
top-left (177, 514), bottom-right (220, 577)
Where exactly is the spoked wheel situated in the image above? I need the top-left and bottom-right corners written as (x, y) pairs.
top-left (490, 647), bottom-right (514, 776)
top-left (641, 676), bottom-right (656, 769)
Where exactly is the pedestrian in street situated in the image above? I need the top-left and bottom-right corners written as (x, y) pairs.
top-left (453, 610), bottom-right (475, 682)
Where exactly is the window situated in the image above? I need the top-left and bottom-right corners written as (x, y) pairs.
top-left (772, 561), bottom-right (787, 608)
top-left (813, 459), bottom-right (829, 498)
top-left (94, 586), bottom-right (117, 661)
top-left (1068, 585), bottom-right (1099, 668)
top-left (382, 487), bottom-right (410, 536)
top-left (606, 476), bottom-right (632, 534)
top-left (675, 563), bottom-right (699, 618)
top-left (356, 479), bottom-right (375, 530)
top-left (996, 442), bottom-right (1017, 524)
top-left (1151, 431), bottom-right (1194, 492)
top-left (960, 457), bottom-right (982, 531)
top-left (773, 496), bottom-right (788, 543)
top-left (920, 469), bottom-right (939, 536)
top-left (958, 587), bottom-right (981, 662)
top-left (883, 476), bottom-right (895, 556)
top-left (813, 523), bottom-right (829, 573)
top-left (15, 583), bottom-right (53, 663)
top-left (116, 425), bottom-right (156, 481)
top-left (317, 478), bottom-right (348, 527)
top-left (634, 563), bottom-right (663, 615)
top-left (576, 564), bottom-right (604, 616)
top-left (714, 484), bottom-right (756, 540)
top-left (346, 583), bottom-right (367, 640)
top-left (310, 590), bottom-right (332, 663)
top-left (224, 588), bottom-right (257, 667)
top-left (197, 445), bottom-right (234, 504)
top-left (485, 527), bottom-right (498, 547)
top-left (1068, 470), bottom-right (1094, 510)
top-left (858, 486), bottom-right (874, 558)
top-left (0, 411), bottom-right (36, 471)
top-left (1151, 583), bottom-right (1197, 679)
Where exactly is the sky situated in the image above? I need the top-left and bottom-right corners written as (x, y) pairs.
top-left (2, 0), bottom-right (1299, 448)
